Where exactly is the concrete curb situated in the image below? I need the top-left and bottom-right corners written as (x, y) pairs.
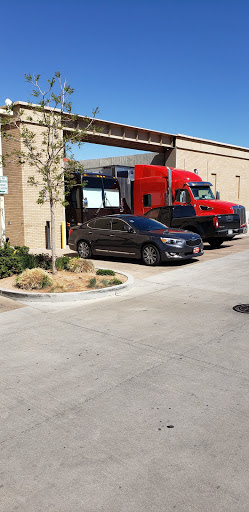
top-left (0, 270), bottom-right (134, 303)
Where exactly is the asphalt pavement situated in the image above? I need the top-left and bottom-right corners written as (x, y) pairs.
top-left (1, 235), bottom-right (249, 511)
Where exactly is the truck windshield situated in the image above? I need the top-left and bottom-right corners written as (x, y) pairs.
top-left (190, 186), bottom-right (215, 200)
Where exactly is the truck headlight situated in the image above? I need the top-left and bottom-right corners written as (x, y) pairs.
top-left (160, 237), bottom-right (184, 245)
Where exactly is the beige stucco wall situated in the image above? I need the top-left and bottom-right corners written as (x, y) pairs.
top-left (176, 137), bottom-right (249, 214)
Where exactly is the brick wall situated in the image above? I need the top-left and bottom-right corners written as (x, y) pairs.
top-left (2, 106), bottom-right (65, 249)
top-left (2, 126), bottom-right (25, 246)
top-left (20, 118), bottom-right (65, 249)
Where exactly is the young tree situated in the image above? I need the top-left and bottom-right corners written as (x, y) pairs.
top-left (1, 72), bottom-right (98, 273)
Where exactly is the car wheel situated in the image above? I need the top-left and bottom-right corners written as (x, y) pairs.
top-left (78, 240), bottom-right (91, 259)
top-left (142, 244), bottom-right (160, 266)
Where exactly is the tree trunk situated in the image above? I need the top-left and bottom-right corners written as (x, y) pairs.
top-left (50, 194), bottom-right (57, 274)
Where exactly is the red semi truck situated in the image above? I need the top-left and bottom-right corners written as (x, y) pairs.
top-left (122, 165), bottom-right (247, 222)
top-left (65, 164), bottom-right (247, 245)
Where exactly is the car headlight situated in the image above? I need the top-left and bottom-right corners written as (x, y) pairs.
top-left (160, 237), bottom-right (184, 245)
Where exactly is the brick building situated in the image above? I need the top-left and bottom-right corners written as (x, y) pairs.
top-left (0, 102), bottom-right (249, 249)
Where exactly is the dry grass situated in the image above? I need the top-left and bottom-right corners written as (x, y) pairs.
top-left (15, 268), bottom-right (52, 290)
top-left (0, 270), bottom-right (127, 294)
top-left (68, 258), bottom-right (95, 273)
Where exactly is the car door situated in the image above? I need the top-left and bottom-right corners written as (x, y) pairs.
top-left (110, 218), bottom-right (138, 257)
top-left (91, 217), bottom-right (112, 255)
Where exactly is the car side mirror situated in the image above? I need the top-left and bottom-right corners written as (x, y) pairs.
top-left (124, 224), bottom-right (134, 233)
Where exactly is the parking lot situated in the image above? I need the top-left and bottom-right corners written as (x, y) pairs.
top-left (1, 234), bottom-right (249, 511)
top-left (80, 234), bottom-right (249, 280)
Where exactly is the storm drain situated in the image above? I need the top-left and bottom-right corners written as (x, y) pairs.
top-left (233, 304), bottom-right (249, 314)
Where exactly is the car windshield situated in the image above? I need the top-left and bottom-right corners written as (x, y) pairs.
top-left (190, 186), bottom-right (215, 200)
top-left (128, 217), bottom-right (167, 231)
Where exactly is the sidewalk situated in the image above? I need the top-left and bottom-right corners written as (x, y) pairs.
top-left (29, 246), bottom-right (77, 257)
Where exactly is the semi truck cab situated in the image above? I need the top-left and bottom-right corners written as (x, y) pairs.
top-left (174, 180), bottom-right (247, 230)
top-left (133, 165), bottom-right (247, 231)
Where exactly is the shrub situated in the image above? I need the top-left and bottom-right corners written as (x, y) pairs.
top-left (69, 258), bottom-right (95, 273)
top-left (96, 269), bottom-right (115, 276)
top-left (56, 256), bottom-right (70, 271)
top-left (12, 247), bottom-right (52, 272)
top-left (14, 245), bottom-right (30, 256)
top-left (18, 252), bottom-right (39, 271)
top-left (15, 268), bottom-right (52, 290)
top-left (100, 278), bottom-right (108, 287)
top-left (109, 278), bottom-right (122, 286)
top-left (0, 243), bottom-right (22, 278)
top-left (34, 253), bottom-right (52, 270)
top-left (88, 277), bottom-right (97, 288)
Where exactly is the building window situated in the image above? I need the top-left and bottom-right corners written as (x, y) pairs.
top-left (236, 175), bottom-right (240, 200)
top-left (211, 173), bottom-right (217, 195)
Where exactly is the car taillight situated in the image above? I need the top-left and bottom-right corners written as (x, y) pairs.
top-left (213, 216), bottom-right (219, 228)
top-left (69, 229), bottom-right (73, 237)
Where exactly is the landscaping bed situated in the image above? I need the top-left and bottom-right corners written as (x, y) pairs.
top-left (0, 244), bottom-right (127, 294)
top-left (0, 269), bottom-right (127, 293)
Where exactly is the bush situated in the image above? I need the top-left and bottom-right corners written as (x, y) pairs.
top-left (0, 243), bottom-right (22, 278)
top-left (15, 268), bottom-right (52, 290)
top-left (19, 252), bottom-right (39, 271)
top-left (56, 256), bottom-right (70, 271)
top-left (96, 269), bottom-right (115, 276)
top-left (109, 278), bottom-right (122, 286)
top-left (14, 245), bottom-right (30, 256)
top-left (69, 258), bottom-right (95, 273)
top-left (100, 279), bottom-right (108, 287)
top-left (34, 253), bottom-right (52, 270)
top-left (88, 276), bottom-right (123, 290)
top-left (13, 247), bottom-right (52, 272)
top-left (14, 246), bottom-right (37, 271)
top-left (88, 277), bottom-right (97, 288)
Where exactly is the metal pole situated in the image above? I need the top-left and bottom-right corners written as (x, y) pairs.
top-left (166, 167), bottom-right (173, 206)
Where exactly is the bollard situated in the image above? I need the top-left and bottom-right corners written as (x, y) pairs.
top-left (61, 221), bottom-right (66, 249)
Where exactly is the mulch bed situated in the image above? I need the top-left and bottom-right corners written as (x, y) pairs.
top-left (0, 270), bottom-right (127, 294)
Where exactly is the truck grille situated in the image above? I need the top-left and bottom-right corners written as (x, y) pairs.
top-left (232, 205), bottom-right (246, 226)
top-left (186, 238), bottom-right (201, 247)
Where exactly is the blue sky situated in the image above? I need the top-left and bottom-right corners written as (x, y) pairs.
top-left (1, 0), bottom-right (249, 160)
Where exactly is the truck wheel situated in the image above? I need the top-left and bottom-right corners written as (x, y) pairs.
top-left (78, 240), bottom-right (91, 259)
top-left (142, 244), bottom-right (160, 266)
top-left (208, 238), bottom-right (224, 249)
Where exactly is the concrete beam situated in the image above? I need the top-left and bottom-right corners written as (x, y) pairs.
top-left (64, 117), bottom-right (175, 152)
top-left (0, 102), bottom-right (175, 153)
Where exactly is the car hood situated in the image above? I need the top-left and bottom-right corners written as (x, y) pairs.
top-left (140, 229), bottom-right (201, 240)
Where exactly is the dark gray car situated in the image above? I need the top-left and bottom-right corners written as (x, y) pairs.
top-left (68, 215), bottom-right (204, 266)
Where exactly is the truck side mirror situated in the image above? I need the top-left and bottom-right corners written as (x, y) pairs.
top-left (216, 191), bottom-right (220, 200)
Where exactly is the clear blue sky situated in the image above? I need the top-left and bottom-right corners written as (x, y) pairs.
top-left (1, 0), bottom-right (249, 160)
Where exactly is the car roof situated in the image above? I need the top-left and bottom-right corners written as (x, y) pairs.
top-left (88, 214), bottom-right (143, 221)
